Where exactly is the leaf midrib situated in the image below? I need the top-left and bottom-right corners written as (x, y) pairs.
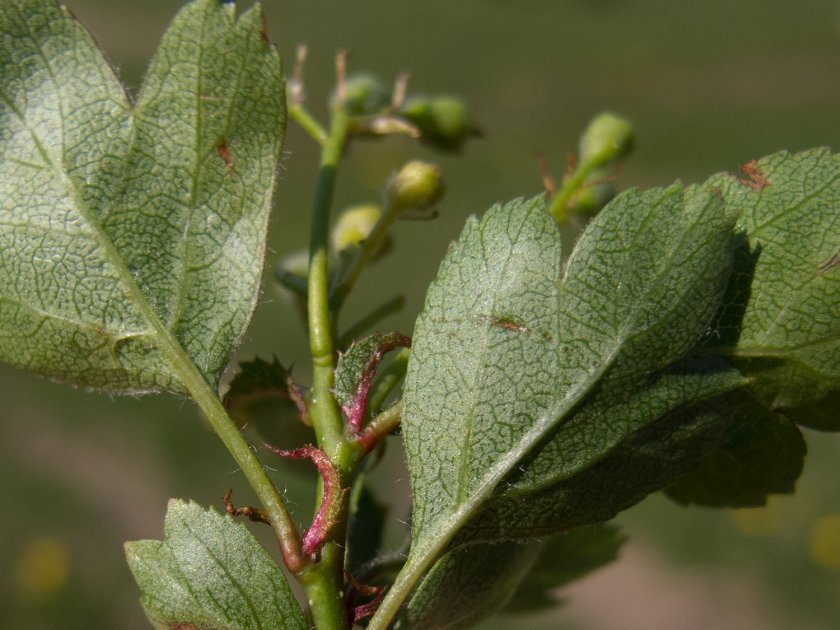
top-left (454, 210), bottom-right (532, 505)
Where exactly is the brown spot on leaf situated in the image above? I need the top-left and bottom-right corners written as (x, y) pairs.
top-left (216, 139), bottom-right (233, 170)
top-left (492, 317), bottom-right (529, 333)
top-left (738, 160), bottom-right (770, 191)
top-left (259, 24), bottom-right (269, 43)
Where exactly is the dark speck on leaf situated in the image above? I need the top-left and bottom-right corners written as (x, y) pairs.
top-left (217, 139), bottom-right (233, 170)
top-left (492, 317), bottom-right (529, 333)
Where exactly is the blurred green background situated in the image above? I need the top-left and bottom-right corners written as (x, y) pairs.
top-left (2, 1), bottom-right (840, 628)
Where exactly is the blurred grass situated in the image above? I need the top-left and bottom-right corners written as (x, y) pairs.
top-left (2, 0), bottom-right (840, 628)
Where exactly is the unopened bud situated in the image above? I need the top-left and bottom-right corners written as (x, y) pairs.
top-left (336, 74), bottom-right (390, 116)
top-left (385, 161), bottom-right (445, 213)
top-left (400, 96), bottom-right (474, 152)
top-left (579, 112), bottom-right (634, 168)
top-left (332, 204), bottom-right (382, 252)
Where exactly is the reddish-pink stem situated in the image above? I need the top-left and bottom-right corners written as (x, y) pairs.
top-left (267, 444), bottom-right (342, 556)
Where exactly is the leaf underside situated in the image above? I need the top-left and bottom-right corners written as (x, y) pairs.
top-left (0, 0), bottom-right (285, 393)
top-left (125, 500), bottom-right (306, 630)
top-left (401, 186), bottom-right (736, 573)
top-left (394, 150), bottom-right (839, 625)
top-left (665, 395), bottom-right (806, 507)
top-left (705, 149), bottom-right (840, 430)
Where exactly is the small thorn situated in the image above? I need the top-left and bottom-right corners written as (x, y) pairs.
top-left (222, 488), bottom-right (271, 524)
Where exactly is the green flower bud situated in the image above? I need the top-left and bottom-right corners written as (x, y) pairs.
top-left (568, 182), bottom-right (615, 217)
top-left (579, 112), bottom-right (634, 168)
top-left (335, 74), bottom-right (390, 116)
top-left (400, 96), bottom-right (474, 152)
top-left (332, 204), bottom-right (383, 252)
top-left (385, 161), bottom-right (445, 213)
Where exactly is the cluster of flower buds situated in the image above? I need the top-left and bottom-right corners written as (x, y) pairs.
top-left (278, 65), bottom-right (452, 305)
top-left (332, 70), bottom-right (479, 153)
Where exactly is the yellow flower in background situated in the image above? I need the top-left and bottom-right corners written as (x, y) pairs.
top-left (15, 535), bottom-right (70, 598)
top-left (810, 514), bottom-right (840, 570)
top-left (731, 501), bottom-right (785, 537)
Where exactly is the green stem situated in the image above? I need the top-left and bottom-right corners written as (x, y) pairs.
top-left (308, 107), bottom-right (349, 455)
top-left (304, 105), bottom-right (353, 630)
top-left (298, 541), bottom-right (348, 630)
top-left (290, 103), bottom-right (328, 144)
top-left (547, 158), bottom-right (598, 223)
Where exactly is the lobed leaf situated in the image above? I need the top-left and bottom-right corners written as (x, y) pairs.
top-left (125, 499), bottom-right (306, 630)
top-left (0, 0), bottom-right (285, 392)
top-left (705, 149), bottom-right (840, 429)
top-left (400, 186), bottom-right (736, 589)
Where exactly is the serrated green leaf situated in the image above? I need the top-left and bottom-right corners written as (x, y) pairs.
top-left (665, 394), bottom-right (805, 507)
top-left (399, 187), bottom-right (735, 589)
top-left (125, 499), bottom-right (306, 630)
top-left (395, 540), bottom-right (541, 630)
top-left (503, 524), bottom-right (625, 614)
top-left (0, 0), bottom-right (285, 392)
top-left (705, 149), bottom-right (840, 429)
